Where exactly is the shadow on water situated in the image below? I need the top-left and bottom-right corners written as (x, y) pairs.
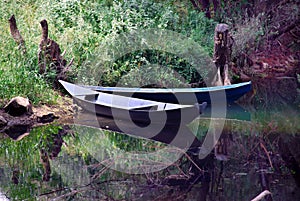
top-left (0, 103), bottom-right (300, 200)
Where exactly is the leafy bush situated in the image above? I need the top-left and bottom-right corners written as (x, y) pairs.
top-left (216, 0), bottom-right (267, 63)
top-left (70, 0), bottom-right (216, 86)
top-left (231, 13), bottom-right (266, 59)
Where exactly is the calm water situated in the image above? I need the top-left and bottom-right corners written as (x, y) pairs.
top-left (0, 104), bottom-right (299, 201)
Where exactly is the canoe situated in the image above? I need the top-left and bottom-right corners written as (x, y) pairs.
top-left (84, 81), bottom-right (252, 104)
top-left (59, 80), bottom-right (207, 125)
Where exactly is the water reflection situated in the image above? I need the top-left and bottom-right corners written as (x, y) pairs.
top-left (74, 103), bottom-right (250, 150)
top-left (0, 105), bottom-right (299, 200)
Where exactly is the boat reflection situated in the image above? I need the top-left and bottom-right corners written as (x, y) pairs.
top-left (74, 103), bottom-right (251, 151)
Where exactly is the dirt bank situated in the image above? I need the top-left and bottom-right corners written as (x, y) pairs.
top-left (0, 96), bottom-right (74, 140)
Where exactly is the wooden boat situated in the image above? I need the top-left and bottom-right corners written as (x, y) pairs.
top-left (83, 81), bottom-right (252, 104)
top-left (59, 80), bottom-right (207, 125)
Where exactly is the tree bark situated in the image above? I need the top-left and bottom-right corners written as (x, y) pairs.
top-left (38, 19), bottom-right (63, 75)
top-left (38, 19), bottom-right (71, 88)
top-left (211, 23), bottom-right (233, 86)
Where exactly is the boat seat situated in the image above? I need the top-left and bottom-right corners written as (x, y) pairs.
top-left (156, 103), bottom-right (167, 111)
top-left (129, 104), bottom-right (158, 111)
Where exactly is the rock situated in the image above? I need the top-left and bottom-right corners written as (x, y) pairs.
top-left (0, 115), bottom-right (7, 129)
top-left (37, 113), bottom-right (58, 124)
top-left (4, 96), bottom-right (33, 116)
top-left (4, 124), bottom-right (30, 140)
top-left (4, 118), bottom-right (33, 140)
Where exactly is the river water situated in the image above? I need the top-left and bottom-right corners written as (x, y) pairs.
top-left (0, 103), bottom-right (299, 200)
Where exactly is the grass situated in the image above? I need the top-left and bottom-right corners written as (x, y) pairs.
top-left (0, 0), bottom-right (217, 107)
top-left (0, 0), bottom-right (59, 106)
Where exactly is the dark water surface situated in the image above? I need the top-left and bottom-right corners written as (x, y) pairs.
top-left (0, 103), bottom-right (299, 200)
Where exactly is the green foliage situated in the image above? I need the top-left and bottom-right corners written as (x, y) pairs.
top-left (37, 0), bottom-right (215, 86)
top-left (251, 107), bottom-right (300, 135)
top-left (0, 0), bottom-right (216, 104)
top-left (6, 183), bottom-right (37, 201)
top-left (107, 131), bottom-right (166, 152)
top-left (0, 64), bottom-right (57, 105)
top-left (0, 1), bottom-right (59, 106)
top-left (97, 50), bottom-right (197, 87)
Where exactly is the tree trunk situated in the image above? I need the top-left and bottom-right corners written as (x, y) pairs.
top-left (211, 23), bottom-right (233, 86)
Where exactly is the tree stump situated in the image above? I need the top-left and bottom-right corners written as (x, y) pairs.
top-left (9, 15), bottom-right (26, 54)
top-left (211, 23), bottom-right (233, 86)
top-left (40, 149), bottom-right (51, 181)
top-left (38, 19), bottom-right (73, 88)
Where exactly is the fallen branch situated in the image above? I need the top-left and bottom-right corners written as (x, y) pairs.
top-left (251, 190), bottom-right (272, 201)
top-left (270, 19), bottom-right (300, 40)
top-left (260, 141), bottom-right (274, 169)
top-left (183, 152), bottom-right (204, 173)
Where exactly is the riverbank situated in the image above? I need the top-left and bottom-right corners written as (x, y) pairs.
top-left (0, 95), bottom-right (73, 140)
top-left (33, 95), bottom-right (74, 124)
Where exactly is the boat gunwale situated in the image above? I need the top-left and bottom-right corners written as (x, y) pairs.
top-left (60, 80), bottom-right (198, 112)
top-left (84, 81), bottom-right (252, 94)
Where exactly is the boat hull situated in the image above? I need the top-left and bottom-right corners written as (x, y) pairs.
top-left (85, 82), bottom-right (252, 104)
top-left (73, 97), bottom-right (202, 125)
top-left (59, 80), bottom-right (206, 125)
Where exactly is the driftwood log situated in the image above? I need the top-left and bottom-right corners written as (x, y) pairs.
top-left (38, 19), bottom-right (73, 88)
top-left (211, 23), bottom-right (233, 86)
top-left (9, 15), bottom-right (26, 54)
